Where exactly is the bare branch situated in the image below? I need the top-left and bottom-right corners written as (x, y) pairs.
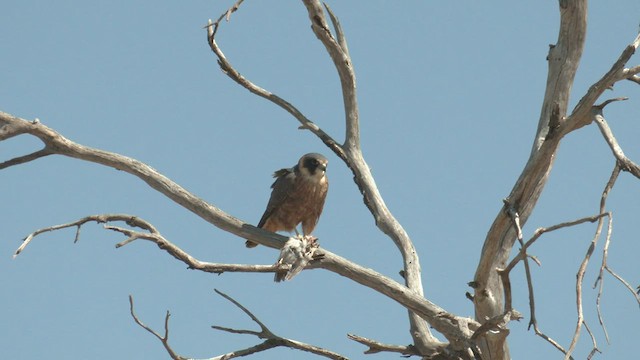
top-left (495, 211), bottom-right (609, 359)
top-left (129, 295), bottom-right (187, 360)
top-left (529, 320), bottom-right (573, 360)
top-left (503, 214), bottom-right (608, 275)
top-left (0, 147), bottom-right (53, 169)
top-left (565, 151), bottom-right (619, 360)
top-left (204, 13), bottom-right (345, 161)
top-left (592, 165), bottom-right (621, 345)
top-left (471, 309), bottom-right (522, 343)
top-left (564, 32), bottom-right (640, 132)
top-left (624, 64), bottom-right (640, 77)
top-left (106, 224), bottom-right (297, 275)
top-left (605, 267), bottom-right (640, 307)
top-left (346, 333), bottom-right (421, 356)
top-left (298, 1), bottom-right (437, 352)
top-left (213, 289), bottom-right (273, 337)
top-left (13, 214), bottom-right (158, 258)
top-left (0, 111), bottom-right (286, 250)
top-left (212, 289), bottom-right (349, 360)
top-left (592, 105), bottom-right (640, 178)
top-left (474, 2), bottom-right (587, 356)
top-left (130, 294), bottom-right (283, 360)
top-left (627, 74), bottom-right (640, 85)
top-left (206, 1), bottom-right (437, 353)
top-left (12, 210), bottom-right (475, 355)
top-left (322, 3), bottom-right (350, 59)
top-left (583, 321), bottom-right (602, 360)
top-left (301, 0), bottom-right (359, 150)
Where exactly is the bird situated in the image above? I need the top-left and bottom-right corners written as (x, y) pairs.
top-left (273, 236), bottom-right (318, 282)
top-left (246, 153), bottom-right (329, 248)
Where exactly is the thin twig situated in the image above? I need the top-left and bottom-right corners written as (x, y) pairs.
top-left (129, 295), bottom-right (185, 360)
top-left (346, 333), bottom-right (422, 356)
top-left (497, 212), bottom-right (607, 359)
top-left (583, 320), bottom-right (601, 360)
top-left (605, 266), bottom-right (640, 307)
top-left (0, 147), bottom-right (53, 169)
top-left (565, 155), bottom-right (619, 360)
top-left (531, 323), bottom-right (573, 360)
top-left (503, 214), bottom-right (608, 275)
top-left (592, 166), bottom-right (620, 345)
top-left (322, 3), bottom-right (350, 58)
top-left (13, 214), bottom-right (158, 258)
top-left (212, 289), bottom-right (349, 360)
top-left (205, 0), bottom-right (245, 38)
top-left (204, 7), bottom-right (345, 161)
top-left (592, 102), bottom-right (640, 179)
top-left (213, 289), bottom-right (273, 337)
top-left (565, 32), bottom-right (640, 131)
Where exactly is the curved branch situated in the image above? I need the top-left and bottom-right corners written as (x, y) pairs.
top-left (129, 296), bottom-right (187, 360)
top-left (206, 1), bottom-right (435, 353)
top-left (298, 1), bottom-right (435, 351)
top-left (10, 205), bottom-right (478, 353)
top-left (0, 111), bottom-right (285, 251)
top-left (204, 17), bottom-right (345, 162)
top-left (563, 32), bottom-right (640, 132)
top-left (14, 214), bottom-right (158, 258)
top-left (592, 103), bottom-right (640, 178)
top-left (130, 292), bottom-right (337, 360)
top-left (473, 1), bottom-right (587, 356)
top-left (212, 289), bottom-right (349, 360)
top-left (300, 0), bottom-right (359, 150)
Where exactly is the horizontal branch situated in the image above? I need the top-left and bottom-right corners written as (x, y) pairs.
top-left (14, 214), bottom-right (158, 258)
top-left (346, 333), bottom-right (421, 356)
top-left (10, 209), bottom-right (478, 352)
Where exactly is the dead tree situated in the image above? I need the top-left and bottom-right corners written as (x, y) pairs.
top-left (2, 1), bottom-right (639, 359)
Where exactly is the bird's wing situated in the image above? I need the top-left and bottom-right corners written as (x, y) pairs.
top-left (257, 168), bottom-right (295, 228)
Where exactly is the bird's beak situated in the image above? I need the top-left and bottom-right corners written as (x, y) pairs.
top-left (318, 163), bottom-right (327, 172)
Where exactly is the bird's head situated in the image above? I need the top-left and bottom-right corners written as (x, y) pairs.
top-left (298, 153), bottom-right (328, 179)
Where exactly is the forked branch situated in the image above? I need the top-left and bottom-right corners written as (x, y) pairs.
top-left (592, 99), bottom-right (640, 178)
top-left (129, 291), bottom-right (347, 360)
top-left (9, 204), bottom-right (480, 355)
top-left (211, 289), bottom-right (348, 359)
top-left (129, 296), bottom-right (187, 360)
top-left (206, 0), bottom-right (436, 354)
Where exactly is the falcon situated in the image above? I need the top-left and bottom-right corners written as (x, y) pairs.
top-left (246, 153), bottom-right (329, 248)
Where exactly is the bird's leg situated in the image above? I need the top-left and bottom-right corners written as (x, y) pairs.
top-left (302, 235), bottom-right (322, 261)
top-left (303, 235), bottom-right (318, 247)
top-left (293, 227), bottom-right (303, 239)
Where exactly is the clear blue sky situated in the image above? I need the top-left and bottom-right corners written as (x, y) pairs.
top-left (2, 1), bottom-right (639, 359)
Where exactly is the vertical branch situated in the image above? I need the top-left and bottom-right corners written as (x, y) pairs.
top-left (300, 1), bottom-right (437, 353)
top-left (301, 0), bottom-right (359, 150)
top-left (565, 160), bottom-right (618, 359)
top-left (473, 1), bottom-right (587, 358)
